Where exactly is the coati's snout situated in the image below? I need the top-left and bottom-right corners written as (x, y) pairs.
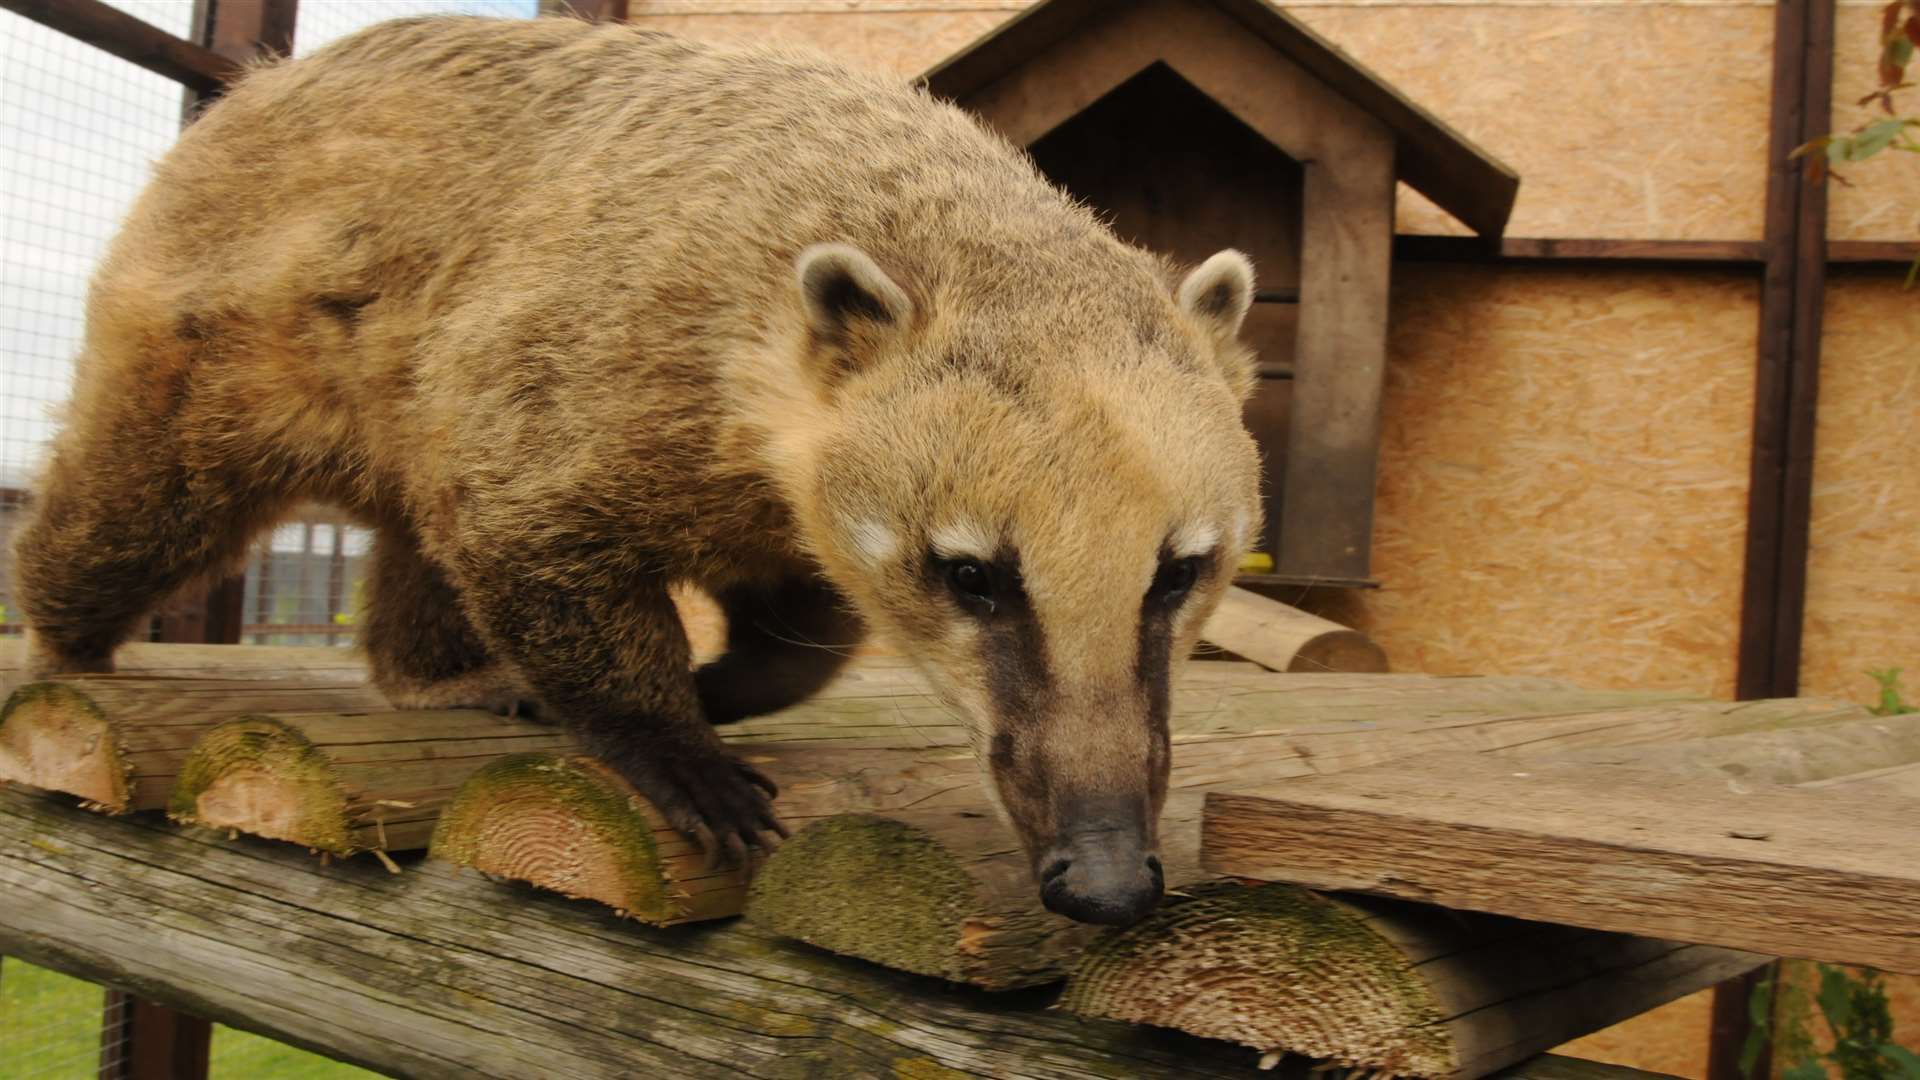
top-left (1035, 798), bottom-right (1165, 926)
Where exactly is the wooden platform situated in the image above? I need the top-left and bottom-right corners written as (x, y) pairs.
top-left (0, 786), bottom-right (1675, 1080)
top-left (1203, 753), bottom-right (1920, 973)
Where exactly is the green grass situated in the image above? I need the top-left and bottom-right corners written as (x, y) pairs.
top-left (1, 958), bottom-right (381, 1079)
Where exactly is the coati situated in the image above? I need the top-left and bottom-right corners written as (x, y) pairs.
top-left (13, 16), bottom-right (1262, 926)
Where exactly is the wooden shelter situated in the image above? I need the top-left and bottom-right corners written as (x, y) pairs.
top-left (922, 0), bottom-right (1519, 586)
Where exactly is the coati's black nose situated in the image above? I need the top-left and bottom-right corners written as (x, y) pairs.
top-left (1039, 846), bottom-right (1164, 926)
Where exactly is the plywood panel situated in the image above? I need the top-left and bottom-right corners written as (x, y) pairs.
top-left (1827, 3), bottom-right (1920, 241)
top-left (1308, 265), bottom-right (1758, 700)
top-left (1798, 270), bottom-right (1920, 702)
top-left (1291, 4), bottom-right (1775, 241)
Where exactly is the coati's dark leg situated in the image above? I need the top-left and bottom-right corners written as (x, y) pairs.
top-left (456, 546), bottom-right (784, 863)
top-left (12, 425), bottom-right (286, 678)
top-left (695, 576), bottom-right (864, 724)
top-left (361, 527), bottom-right (538, 716)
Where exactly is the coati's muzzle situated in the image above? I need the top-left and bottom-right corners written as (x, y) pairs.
top-left (1034, 795), bottom-right (1165, 925)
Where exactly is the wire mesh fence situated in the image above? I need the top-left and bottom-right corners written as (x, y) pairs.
top-left (0, 2), bottom-right (533, 1076)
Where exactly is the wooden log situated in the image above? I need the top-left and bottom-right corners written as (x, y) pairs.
top-left (1201, 754), bottom-right (1920, 973)
top-left (0, 785), bottom-right (1255, 1079)
top-left (744, 694), bottom-right (1872, 988)
top-left (1059, 883), bottom-right (1764, 1080)
top-left (0, 785), bottom-right (1683, 1080)
top-left (169, 711), bottom-right (572, 857)
top-left (429, 754), bottom-right (734, 923)
top-left (0, 640), bottom-right (369, 689)
top-left (0, 678), bottom-right (386, 812)
top-left (1200, 586), bottom-right (1388, 673)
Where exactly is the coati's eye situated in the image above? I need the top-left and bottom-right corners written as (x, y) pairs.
top-left (1150, 556), bottom-right (1203, 601)
top-left (947, 559), bottom-right (993, 604)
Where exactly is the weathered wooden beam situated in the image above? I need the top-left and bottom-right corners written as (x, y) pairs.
top-left (1202, 754), bottom-right (1920, 973)
top-left (1201, 586), bottom-right (1387, 673)
top-left (1061, 883), bottom-right (1765, 1080)
top-left (0, 0), bottom-right (244, 92)
top-left (0, 678), bottom-right (388, 812)
top-left (0, 641), bottom-right (369, 688)
top-left (0, 786), bottom-right (1276, 1079)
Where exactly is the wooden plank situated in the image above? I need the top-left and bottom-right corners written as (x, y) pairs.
top-left (0, 786), bottom-right (1289, 1079)
top-left (1202, 754), bottom-right (1920, 973)
top-left (1061, 883), bottom-right (1764, 1080)
top-left (1393, 236), bottom-right (1768, 265)
top-left (0, 0), bottom-right (243, 92)
top-left (537, 0), bottom-right (628, 19)
top-left (1278, 131), bottom-right (1394, 582)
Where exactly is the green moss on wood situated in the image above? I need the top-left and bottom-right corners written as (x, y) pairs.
top-left (170, 717), bottom-right (355, 855)
top-left (745, 814), bottom-right (976, 981)
top-left (430, 754), bottom-right (674, 922)
top-left (0, 682), bottom-right (128, 809)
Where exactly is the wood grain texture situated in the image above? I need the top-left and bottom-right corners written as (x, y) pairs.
top-left (0, 640), bottom-right (369, 688)
top-left (1202, 754), bottom-right (1920, 973)
top-left (170, 710), bottom-right (573, 856)
top-left (0, 786), bottom-right (1699, 1080)
top-left (0, 678), bottom-right (389, 812)
top-left (0, 786), bottom-right (1261, 1079)
top-left (747, 687), bottom-right (1861, 988)
top-left (1201, 587), bottom-right (1387, 673)
top-left (1061, 883), bottom-right (1764, 1080)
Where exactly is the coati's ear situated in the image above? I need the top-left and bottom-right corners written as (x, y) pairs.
top-left (1178, 249), bottom-right (1257, 400)
top-left (796, 243), bottom-right (912, 354)
top-left (1178, 249), bottom-right (1255, 339)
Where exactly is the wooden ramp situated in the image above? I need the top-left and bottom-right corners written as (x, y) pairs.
top-left (1202, 753), bottom-right (1920, 973)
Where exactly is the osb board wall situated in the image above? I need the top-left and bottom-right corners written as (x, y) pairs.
top-left (631, 1), bottom-right (1778, 242)
top-left (1798, 270), bottom-right (1920, 701)
top-left (1307, 264), bottom-right (1758, 701)
top-left (1828, 2), bottom-right (1920, 241)
top-left (628, 0), bottom-right (1018, 76)
top-left (1287, 1), bottom-right (1775, 240)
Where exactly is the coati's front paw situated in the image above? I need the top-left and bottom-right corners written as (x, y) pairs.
top-left (618, 751), bottom-right (788, 868)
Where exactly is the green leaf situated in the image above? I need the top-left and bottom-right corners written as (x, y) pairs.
top-left (1750, 977), bottom-right (1775, 1027)
top-left (1850, 117), bottom-right (1911, 159)
top-left (1894, 35), bottom-right (1916, 68)
top-left (1783, 1060), bottom-right (1829, 1080)
top-left (1740, 1029), bottom-right (1769, 1079)
top-left (1881, 1043), bottom-right (1920, 1080)
top-left (1817, 965), bottom-right (1855, 1033)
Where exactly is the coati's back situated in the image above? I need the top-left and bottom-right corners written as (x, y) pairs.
top-left (80, 17), bottom-right (1139, 486)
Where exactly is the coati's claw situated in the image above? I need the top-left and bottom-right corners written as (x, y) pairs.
top-left (624, 752), bottom-right (786, 869)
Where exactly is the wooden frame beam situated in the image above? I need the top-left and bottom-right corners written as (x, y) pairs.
top-left (1738, 0), bottom-right (1834, 704)
top-left (0, 0), bottom-right (243, 93)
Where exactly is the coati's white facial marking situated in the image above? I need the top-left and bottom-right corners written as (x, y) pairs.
top-left (846, 518), bottom-right (900, 565)
top-left (1231, 509), bottom-right (1253, 552)
top-left (1170, 521), bottom-right (1221, 558)
top-left (930, 520), bottom-right (995, 561)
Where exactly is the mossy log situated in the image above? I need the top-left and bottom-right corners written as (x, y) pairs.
top-left (1200, 586), bottom-right (1388, 673)
top-left (0, 786), bottom-right (1687, 1080)
top-left (0, 678), bottom-right (387, 812)
top-left (170, 710), bottom-right (572, 857)
top-left (1058, 884), bottom-right (1765, 1080)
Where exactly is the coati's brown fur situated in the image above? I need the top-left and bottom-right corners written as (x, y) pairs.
top-left (14, 16), bottom-right (1261, 915)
